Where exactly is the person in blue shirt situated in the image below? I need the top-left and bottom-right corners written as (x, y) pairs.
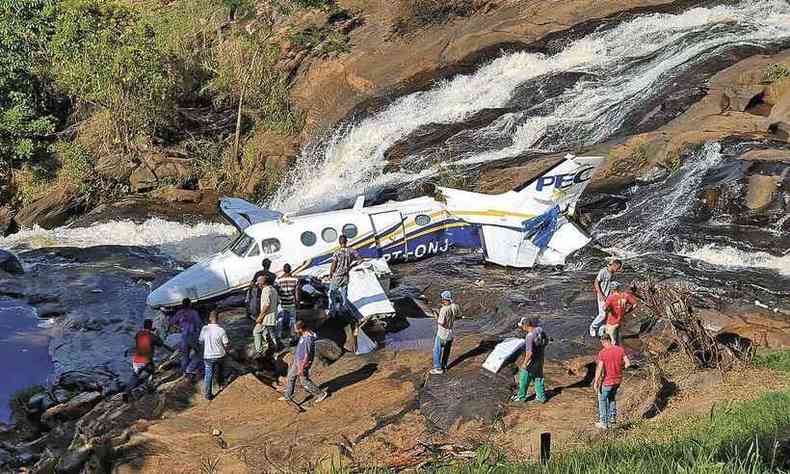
top-left (279, 320), bottom-right (328, 403)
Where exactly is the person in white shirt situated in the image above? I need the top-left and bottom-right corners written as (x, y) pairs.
top-left (199, 310), bottom-right (230, 401)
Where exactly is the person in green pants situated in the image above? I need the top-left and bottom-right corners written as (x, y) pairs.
top-left (511, 317), bottom-right (548, 403)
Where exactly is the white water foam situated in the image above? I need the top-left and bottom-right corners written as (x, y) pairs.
top-left (680, 244), bottom-right (790, 276)
top-left (270, 0), bottom-right (790, 212)
top-left (0, 218), bottom-right (235, 262)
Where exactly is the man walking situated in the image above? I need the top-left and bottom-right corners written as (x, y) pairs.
top-left (430, 291), bottom-right (460, 375)
top-left (123, 319), bottom-right (173, 401)
top-left (589, 259), bottom-right (622, 337)
top-left (328, 235), bottom-right (360, 316)
top-left (169, 298), bottom-right (203, 377)
top-left (279, 320), bottom-right (328, 403)
top-left (603, 282), bottom-right (637, 346)
top-left (199, 311), bottom-right (230, 401)
top-left (512, 318), bottom-right (547, 403)
top-left (594, 334), bottom-right (630, 429)
top-left (276, 263), bottom-right (299, 343)
top-left (253, 274), bottom-right (280, 356)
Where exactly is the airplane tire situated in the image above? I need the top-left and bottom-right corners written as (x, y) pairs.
top-left (315, 338), bottom-right (343, 363)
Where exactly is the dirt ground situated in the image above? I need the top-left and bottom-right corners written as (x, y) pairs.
top-left (110, 326), bottom-right (790, 474)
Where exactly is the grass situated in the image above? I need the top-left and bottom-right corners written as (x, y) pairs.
top-left (763, 64), bottom-right (790, 84)
top-left (754, 350), bottom-right (790, 373)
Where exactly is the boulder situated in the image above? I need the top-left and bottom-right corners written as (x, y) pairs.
top-left (768, 90), bottom-right (790, 142)
top-left (94, 154), bottom-right (136, 182)
top-left (151, 188), bottom-right (204, 204)
top-left (41, 392), bottom-right (102, 427)
top-left (0, 249), bottom-right (23, 275)
top-left (14, 185), bottom-right (85, 229)
top-left (128, 165), bottom-right (157, 193)
top-left (744, 174), bottom-right (779, 210)
top-left (0, 205), bottom-right (18, 236)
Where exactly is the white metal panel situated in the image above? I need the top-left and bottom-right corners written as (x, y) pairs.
top-left (482, 337), bottom-right (525, 373)
top-left (347, 259), bottom-right (396, 320)
top-left (370, 211), bottom-right (405, 255)
top-left (482, 226), bottom-right (538, 268)
top-left (535, 219), bottom-right (591, 265)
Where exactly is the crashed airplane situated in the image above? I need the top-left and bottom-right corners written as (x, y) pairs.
top-left (147, 154), bottom-right (604, 321)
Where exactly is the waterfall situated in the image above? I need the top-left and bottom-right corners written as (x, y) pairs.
top-left (269, 0), bottom-right (790, 213)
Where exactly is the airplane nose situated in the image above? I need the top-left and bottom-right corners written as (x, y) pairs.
top-left (146, 281), bottom-right (185, 309)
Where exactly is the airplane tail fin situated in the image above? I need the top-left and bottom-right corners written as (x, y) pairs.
top-left (508, 154), bottom-right (605, 215)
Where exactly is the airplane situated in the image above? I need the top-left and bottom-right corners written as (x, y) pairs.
top-left (146, 154), bottom-right (605, 317)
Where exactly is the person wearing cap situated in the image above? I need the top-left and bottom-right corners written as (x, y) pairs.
top-left (594, 333), bottom-right (630, 429)
top-left (512, 317), bottom-right (547, 403)
top-left (602, 282), bottom-right (637, 346)
top-left (589, 259), bottom-right (623, 337)
top-left (253, 273), bottom-right (280, 356)
top-left (430, 291), bottom-right (460, 375)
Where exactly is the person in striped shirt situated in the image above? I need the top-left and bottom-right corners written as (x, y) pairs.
top-left (276, 263), bottom-right (299, 343)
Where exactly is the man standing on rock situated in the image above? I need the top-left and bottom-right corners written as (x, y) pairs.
top-left (589, 259), bottom-right (622, 337)
top-left (200, 310), bottom-right (230, 401)
top-left (169, 298), bottom-right (203, 377)
top-left (246, 258), bottom-right (276, 319)
top-left (123, 319), bottom-right (173, 401)
top-left (594, 334), bottom-right (630, 429)
top-left (279, 320), bottom-right (328, 404)
top-left (328, 235), bottom-right (360, 316)
top-left (512, 317), bottom-right (548, 403)
top-left (430, 291), bottom-right (460, 375)
top-left (276, 263), bottom-right (299, 344)
top-left (603, 282), bottom-right (637, 346)
top-left (253, 274), bottom-right (280, 356)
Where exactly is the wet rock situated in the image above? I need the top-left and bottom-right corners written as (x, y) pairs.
top-left (636, 165), bottom-right (670, 185)
top-left (55, 442), bottom-right (92, 473)
top-left (151, 188), bottom-right (204, 204)
top-left (130, 152), bottom-right (195, 193)
top-left (41, 392), bottom-right (102, 427)
top-left (15, 184), bottom-right (87, 229)
top-left (0, 447), bottom-right (14, 468)
top-left (0, 249), bottom-right (24, 275)
top-left (27, 392), bottom-right (57, 415)
top-left (30, 450), bottom-right (58, 474)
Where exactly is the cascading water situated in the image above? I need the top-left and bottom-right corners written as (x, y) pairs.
top-left (270, 0), bottom-right (790, 213)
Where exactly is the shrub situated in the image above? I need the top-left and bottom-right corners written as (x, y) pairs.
top-left (11, 166), bottom-right (52, 205)
top-left (754, 350), bottom-right (790, 373)
top-left (49, 0), bottom-right (178, 145)
top-left (763, 64), bottom-right (790, 83)
top-left (392, 0), bottom-right (481, 34)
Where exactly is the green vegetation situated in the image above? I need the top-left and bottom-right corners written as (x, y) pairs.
top-left (8, 385), bottom-right (46, 439)
top-left (754, 350), bottom-right (790, 373)
top-left (763, 64), bottom-right (790, 83)
top-left (1, 0), bottom-right (348, 212)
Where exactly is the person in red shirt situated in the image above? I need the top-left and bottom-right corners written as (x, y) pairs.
top-left (603, 282), bottom-right (637, 346)
top-left (594, 334), bottom-right (631, 429)
top-left (123, 319), bottom-right (173, 401)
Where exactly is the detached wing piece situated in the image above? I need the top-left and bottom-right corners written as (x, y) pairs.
top-left (218, 198), bottom-right (283, 231)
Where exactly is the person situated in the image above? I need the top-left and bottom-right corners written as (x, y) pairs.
top-left (279, 320), bottom-right (328, 403)
top-left (246, 259), bottom-right (276, 319)
top-left (603, 282), bottom-right (637, 346)
top-left (168, 298), bottom-right (203, 376)
top-left (199, 311), bottom-right (230, 401)
top-left (276, 263), bottom-right (299, 343)
top-left (430, 291), bottom-right (460, 375)
top-left (123, 319), bottom-right (173, 401)
top-left (328, 235), bottom-right (360, 316)
top-left (589, 259), bottom-right (623, 337)
top-left (593, 334), bottom-right (630, 429)
top-left (512, 317), bottom-right (548, 403)
top-left (253, 274), bottom-right (280, 356)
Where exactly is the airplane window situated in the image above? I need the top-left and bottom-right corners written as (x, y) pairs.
top-left (342, 223), bottom-right (358, 239)
top-left (301, 231), bottom-right (316, 246)
top-left (247, 242), bottom-right (260, 257)
top-left (261, 238), bottom-right (281, 254)
top-left (230, 234), bottom-right (254, 257)
top-left (322, 227), bottom-right (338, 243)
top-left (415, 214), bottom-right (432, 226)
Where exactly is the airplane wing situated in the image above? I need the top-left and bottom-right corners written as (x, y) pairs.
top-left (218, 197), bottom-right (283, 231)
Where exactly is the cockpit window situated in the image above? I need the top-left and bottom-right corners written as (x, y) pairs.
top-left (247, 242), bottom-right (260, 257)
top-left (261, 238), bottom-right (281, 254)
top-left (230, 234), bottom-right (254, 257)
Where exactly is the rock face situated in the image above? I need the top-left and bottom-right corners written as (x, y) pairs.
top-left (14, 185), bottom-right (86, 230)
top-left (769, 85), bottom-right (790, 141)
top-left (40, 392), bottom-right (102, 428)
top-left (0, 249), bottom-right (24, 275)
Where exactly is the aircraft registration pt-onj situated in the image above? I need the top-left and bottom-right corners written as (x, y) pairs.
top-left (147, 154), bottom-right (604, 320)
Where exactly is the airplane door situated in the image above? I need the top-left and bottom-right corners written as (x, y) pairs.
top-left (370, 211), bottom-right (406, 261)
